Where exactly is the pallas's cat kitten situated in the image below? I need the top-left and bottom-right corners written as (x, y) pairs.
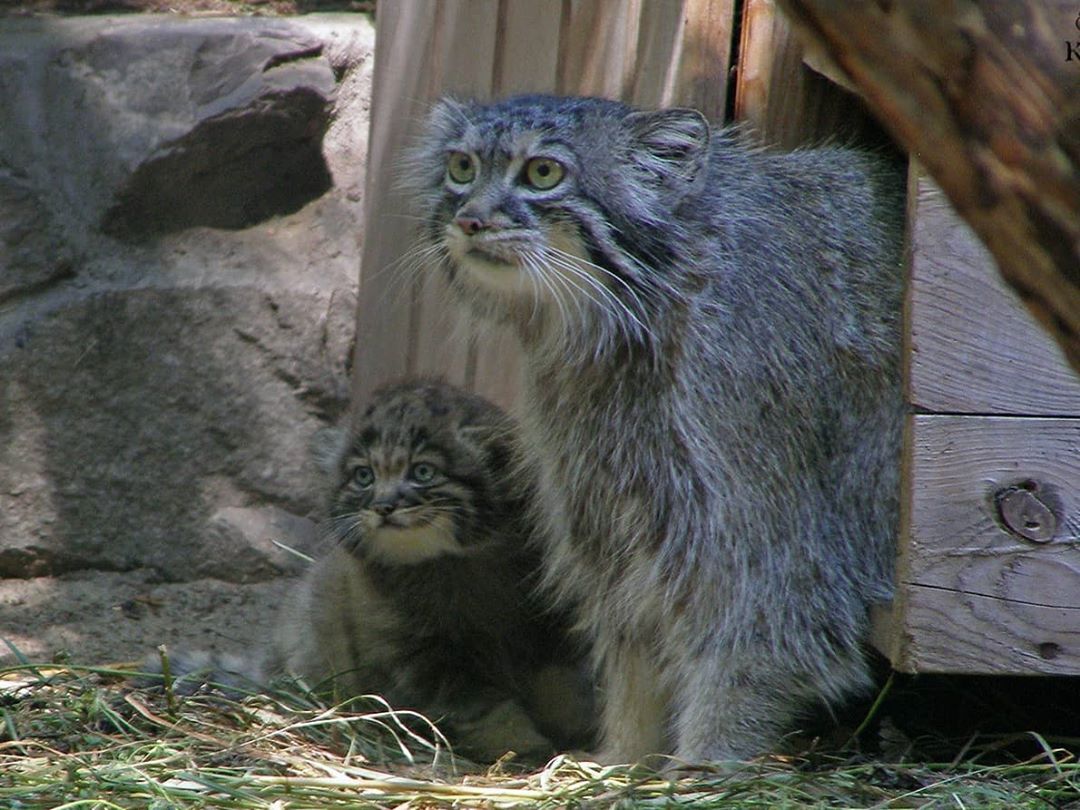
top-left (269, 379), bottom-right (592, 761)
top-left (404, 95), bottom-right (905, 763)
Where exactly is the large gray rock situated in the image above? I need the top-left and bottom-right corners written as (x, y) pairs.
top-left (0, 286), bottom-right (351, 581)
top-left (1, 17), bottom-right (341, 238)
top-left (0, 15), bottom-right (374, 592)
top-left (0, 169), bottom-right (74, 304)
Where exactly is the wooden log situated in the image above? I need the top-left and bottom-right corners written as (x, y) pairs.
top-left (775, 0), bottom-right (1080, 375)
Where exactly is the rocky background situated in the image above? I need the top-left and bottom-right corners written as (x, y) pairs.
top-left (0, 13), bottom-right (375, 666)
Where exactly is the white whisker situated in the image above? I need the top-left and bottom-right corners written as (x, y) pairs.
top-left (546, 244), bottom-right (658, 325)
top-left (542, 247), bottom-right (658, 344)
top-left (524, 251), bottom-right (572, 336)
top-left (371, 241), bottom-right (449, 310)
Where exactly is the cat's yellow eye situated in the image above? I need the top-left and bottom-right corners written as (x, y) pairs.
top-left (352, 465), bottom-right (375, 487)
top-left (523, 157), bottom-right (564, 190)
top-left (446, 151), bottom-right (476, 184)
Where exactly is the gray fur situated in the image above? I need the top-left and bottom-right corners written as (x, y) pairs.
top-left (403, 94), bottom-right (904, 763)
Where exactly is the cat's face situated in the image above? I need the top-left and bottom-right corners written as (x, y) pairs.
top-left (406, 95), bottom-right (710, 355)
top-left (318, 381), bottom-right (513, 566)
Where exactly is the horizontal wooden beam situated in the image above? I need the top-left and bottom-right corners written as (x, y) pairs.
top-left (887, 413), bottom-right (1080, 674)
top-left (907, 173), bottom-right (1080, 415)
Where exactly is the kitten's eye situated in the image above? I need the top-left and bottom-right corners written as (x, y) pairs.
top-left (523, 157), bottom-right (564, 190)
top-left (446, 151), bottom-right (476, 185)
top-left (410, 462), bottom-right (438, 484)
top-left (352, 466), bottom-right (375, 487)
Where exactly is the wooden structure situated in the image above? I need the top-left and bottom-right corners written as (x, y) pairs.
top-left (878, 171), bottom-right (1080, 674)
top-left (353, 1), bottom-right (1080, 676)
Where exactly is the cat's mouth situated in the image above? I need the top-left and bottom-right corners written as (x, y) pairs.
top-left (445, 223), bottom-right (529, 268)
top-left (379, 513), bottom-right (420, 529)
top-left (465, 246), bottom-right (516, 266)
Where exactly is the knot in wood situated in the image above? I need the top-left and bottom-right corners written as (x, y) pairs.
top-left (996, 486), bottom-right (1056, 543)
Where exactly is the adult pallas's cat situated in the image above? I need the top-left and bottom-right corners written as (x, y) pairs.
top-left (404, 95), bottom-right (905, 763)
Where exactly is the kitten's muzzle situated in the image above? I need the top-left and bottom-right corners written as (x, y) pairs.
top-left (372, 500), bottom-right (397, 517)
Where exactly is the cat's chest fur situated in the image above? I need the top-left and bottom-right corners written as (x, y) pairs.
top-left (521, 361), bottom-right (718, 637)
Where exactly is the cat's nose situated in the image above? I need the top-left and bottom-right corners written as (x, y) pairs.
top-left (373, 501), bottom-right (396, 517)
top-left (454, 215), bottom-right (487, 236)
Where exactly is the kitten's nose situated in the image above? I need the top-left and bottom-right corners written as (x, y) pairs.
top-left (373, 501), bottom-right (396, 517)
top-left (454, 215), bottom-right (487, 236)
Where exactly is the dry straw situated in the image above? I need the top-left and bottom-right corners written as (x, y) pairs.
top-left (2, 661), bottom-right (1079, 809)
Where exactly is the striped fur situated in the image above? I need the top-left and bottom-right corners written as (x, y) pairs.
top-left (269, 380), bottom-right (593, 761)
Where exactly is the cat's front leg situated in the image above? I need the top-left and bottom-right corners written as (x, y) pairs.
top-left (593, 636), bottom-right (671, 764)
top-left (670, 652), bottom-right (796, 764)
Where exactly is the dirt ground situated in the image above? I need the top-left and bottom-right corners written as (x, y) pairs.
top-left (0, 568), bottom-right (296, 667)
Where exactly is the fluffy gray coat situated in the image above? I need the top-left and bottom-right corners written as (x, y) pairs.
top-left (404, 94), bottom-right (905, 763)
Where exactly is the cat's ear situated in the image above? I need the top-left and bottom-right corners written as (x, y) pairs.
top-left (626, 107), bottom-right (710, 186)
top-left (310, 426), bottom-right (348, 476)
top-left (427, 96), bottom-right (470, 137)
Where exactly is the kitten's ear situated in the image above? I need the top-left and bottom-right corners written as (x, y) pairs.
top-left (310, 426), bottom-right (348, 476)
top-left (626, 107), bottom-right (710, 185)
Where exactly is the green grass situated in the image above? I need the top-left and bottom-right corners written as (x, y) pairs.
top-left (2, 664), bottom-right (1079, 809)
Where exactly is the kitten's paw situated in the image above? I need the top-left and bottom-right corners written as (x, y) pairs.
top-left (455, 699), bottom-right (554, 763)
top-left (528, 664), bottom-right (596, 748)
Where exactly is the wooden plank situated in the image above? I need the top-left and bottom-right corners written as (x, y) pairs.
top-left (470, 1), bottom-right (566, 410)
top-left (629, 0), bottom-right (735, 116)
top-left (492, 1), bottom-right (562, 96)
top-left (894, 588), bottom-right (1080, 676)
top-left (732, 0), bottom-right (882, 146)
top-left (409, 0), bottom-right (501, 394)
top-left (352, 0), bottom-right (504, 406)
top-left (733, 0), bottom-right (776, 129)
top-left (351, 0), bottom-right (439, 404)
top-left (556, 0), bottom-right (642, 98)
top-left (672, 0), bottom-right (735, 115)
top-left (908, 173), bottom-right (1080, 416)
top-left (627, 0), bottom-right (685, 108)
top-left (888, 413), bottom-right (1080, 674)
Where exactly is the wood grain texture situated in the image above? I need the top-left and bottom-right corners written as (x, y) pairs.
top-left (629, 0), bottom-right (735, 111)
top-left (733, 0), bottom-right (882, 148)
top-left (350, 0), bottom-right (438, 403)
top-left (351, 0), bottom-right (738, 410)
top-left (908, 173), bottom-right (1080, 416)
top-left (776, 0), bottom-right (1080, 374)
top-left (888, 414), bottom-right (1080, 674)
top-left (412, 1), bottom-right (501, 394)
